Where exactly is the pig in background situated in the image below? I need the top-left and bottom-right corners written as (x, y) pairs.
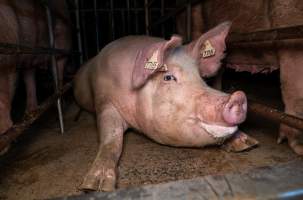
top-left (177, 0), bottom-right (303, 155)
top-left (74, 22), bottom-right (256, 192)
top-left (0, 0), bottom-right (71, 136)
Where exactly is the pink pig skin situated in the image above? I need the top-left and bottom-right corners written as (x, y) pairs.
top-left (74, 22), bottom-right (249, 192)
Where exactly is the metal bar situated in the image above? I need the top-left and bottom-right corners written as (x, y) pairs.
top-left (227, 24), bottom-right (303, 45)
top-left (121, 10), bottom-right (126, 36)
top-left (80, 0), bottom-right (88, 61)
top-left (75, 0), bottom-right (83, 64)
top-left (93, 0), bottom-right (100, 52)
top-left (0, 42), bottom-right (76, 55)
top-left (186, 1), bottom-right (192, 42)
top-left (110, 0), bottom-right (115, 40)
top-left (147, 0), bottom-right (156, 7)
top-left (144, 0), bottom-right (149, 35)
top-left (126, 0), bottom-right (131, 34)
top-left (0, 82), bottom-right (72, 152)
top-left (45, 3), bottom-right (64, 134)
top-left (68, 8), bottom-right (175, 12)
top-left (148, 0), bottom-right (201, 29)
top-left (160, 0), bottom-right (165, 37)
top-left (248, 100), bottom-right (303, 131)
top-left (134, 0), bottom-right (139, 34)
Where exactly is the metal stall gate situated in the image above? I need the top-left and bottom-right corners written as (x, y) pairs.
top-left (0, 0), bottom-right (80, 152)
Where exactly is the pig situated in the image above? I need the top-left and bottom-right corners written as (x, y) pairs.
top-left (74, 22), bottom-right (250, 192)
top-left (0, 0), bottom-right (71, 135)
top-left (177, 0), bottom-right (303, 155)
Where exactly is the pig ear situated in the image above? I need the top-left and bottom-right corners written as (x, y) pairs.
top-left (185, 21), bottom-right (231, 77)
top-left (132, 35), bottom-right (182, 89)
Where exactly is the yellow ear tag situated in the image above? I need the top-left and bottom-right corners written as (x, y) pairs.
top-left (145, 50), bottom-right (159, 70)
top-left (201, 40), bottom-right (216, 58)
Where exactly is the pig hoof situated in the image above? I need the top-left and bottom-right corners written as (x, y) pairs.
top-left (79, 168), bottom-right (116, 192)
top-left (222, 130), bottom-right (259, 152)
top-left (279, 124), bottom-right (303, 155)
top-left (288, 135), bottom-right (303, 156)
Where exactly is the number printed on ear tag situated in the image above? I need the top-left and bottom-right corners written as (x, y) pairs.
top-left (201, 40), bottom-right (216, 58)
top-left (145, 50), bottom-right (159, 70)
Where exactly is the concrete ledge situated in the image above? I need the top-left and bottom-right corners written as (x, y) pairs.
top-left (56, 159), bottom-right (303, 200)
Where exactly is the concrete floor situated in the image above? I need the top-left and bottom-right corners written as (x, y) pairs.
top-left (0, 102), bottom-right (300, 200)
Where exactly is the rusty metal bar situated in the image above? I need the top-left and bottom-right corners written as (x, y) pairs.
top-left (248, 100), bottom-right (303, 131)
top-left (75, 0), bottom-right (83, 64)
top-left (0, 42), bottom-right (76, 55)
top-left (227, 25), bottom-right (303, 46)
top-left (0, 82), bottom-right (72, 152)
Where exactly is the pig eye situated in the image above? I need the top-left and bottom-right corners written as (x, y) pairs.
top-left (163, 74), bottom-right (176, 81)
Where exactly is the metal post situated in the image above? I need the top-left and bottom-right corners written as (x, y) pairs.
top-left (126, 0), bottom-right (131, 34)
top-left (110, 0), bottom-right (115, 40)
top-left (80, 0), bottom-right (88, 61)
top-left (144, 0), bottom-right (149, 35)
top-left (134, 0), bottom-right (139, 34)
top-left (93, 0), bottom-right (100, 52)
top-left (45, 3), bottom-right (64, 134)
top-left (75, 0), bottom-right (83, 64)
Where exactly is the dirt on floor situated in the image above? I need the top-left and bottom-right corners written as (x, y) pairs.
top-left (0, 70), bottom-right (301, 200)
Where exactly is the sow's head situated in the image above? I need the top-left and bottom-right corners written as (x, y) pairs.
top-left (132, 22), bottom-right (247, 147)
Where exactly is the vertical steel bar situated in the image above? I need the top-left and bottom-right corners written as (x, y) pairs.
top-left (161, 0), bottom-right (165, 37)
top-left (144, 0), bottom-right (149, 35)
top-left (121, 9), bottom-right (126, 36)
top-left (75, 0), bottom-right (83, 64)
top-left (126, 0), bottom-right (131, 34)
top-left (45, 3), bottom-right (64, 134)
top-left (110, 0), bottom-right (115, 40)
top-left (93, 0), bottom-right (100, 52)
top-left (186, 1), bottom-right (192, 42)
top-left (134, 0), bottom-right (139, 34)
top-left (80, 0), bottom-right (88, 61)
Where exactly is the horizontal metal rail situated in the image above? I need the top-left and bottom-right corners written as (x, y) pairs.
top-left (248, 99), bottom-right (303, 131)
top-left (228, 24), bottom-right (303, 46)
top-left (0, 42), bottom-right (78, 55)
top-left (0, 82), bottom-right (72, 152)
top-left (68, 8), bottom-right (176, 13)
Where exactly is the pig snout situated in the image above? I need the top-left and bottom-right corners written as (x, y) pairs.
top-left (222, 91), bottom-right (247, 126)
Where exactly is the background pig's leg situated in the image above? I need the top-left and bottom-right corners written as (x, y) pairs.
top-left (80, 104), bottom-right (127, 192)
top-left (278, 49), bottom-right (303, 155)
top-left (0, 71), bottom-right (16, 135)
top-left (23, 68), bottom-right (38, 114)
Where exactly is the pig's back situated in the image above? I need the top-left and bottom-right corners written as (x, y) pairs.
top-left (92, 36), bottom-right (164, 92)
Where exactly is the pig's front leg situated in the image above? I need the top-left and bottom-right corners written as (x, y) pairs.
top-left (80, 104), bottom-right (127, 192)
top-left (278, 48), bottom-right (303, 155)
